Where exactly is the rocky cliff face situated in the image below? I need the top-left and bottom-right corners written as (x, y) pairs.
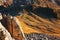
top-left (0, 14), bottom-right (24, 40)
top-left (0, 0), bottom-right (60, 40)
top-left (32, 0), bottom-right (60, 19)
top-left (0, 0), bottom-right (12, 7)
top-left (32, 0), bottom-right (60, 9)
top-left (0, 12), bottom-right (60, 40)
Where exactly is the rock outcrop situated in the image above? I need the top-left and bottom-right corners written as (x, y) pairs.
top-left (0, 0), bottom-right (60, 40)
top-left (0, 14), bottom-right (24, 40)
top-left (0, 0), bottom-right (12, 7)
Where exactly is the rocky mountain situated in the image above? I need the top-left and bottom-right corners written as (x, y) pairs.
top-left (0, 0), bottom-right (60, 40)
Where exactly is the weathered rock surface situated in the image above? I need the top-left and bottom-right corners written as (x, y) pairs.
top-left (0, 0), bottom-right (60, 40)
top-left (0, 0), bottom-right (12, 7)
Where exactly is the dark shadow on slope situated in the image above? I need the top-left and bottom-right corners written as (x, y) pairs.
top-left (24, 5), bottom-right (33, 12)
top-left (0, 0), bottom-right (57, 19)
top-left (0, 6), bottom-right (22, 16)
top-left (25, 5), bottom-right (57, 19)
top-left (0, 0), bottom-right (27, 16)
top-left (33, 7), bottom-right (57, 19)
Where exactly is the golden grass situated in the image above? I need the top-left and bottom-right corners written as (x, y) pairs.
top-left (16, 12), bottom-right (60, 38)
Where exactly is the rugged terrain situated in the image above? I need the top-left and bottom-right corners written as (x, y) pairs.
top-left (0, 0), bottom-right (60, 40)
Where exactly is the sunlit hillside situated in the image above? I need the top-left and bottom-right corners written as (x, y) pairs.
top-left (0, 0), bottom-right (60, 40)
